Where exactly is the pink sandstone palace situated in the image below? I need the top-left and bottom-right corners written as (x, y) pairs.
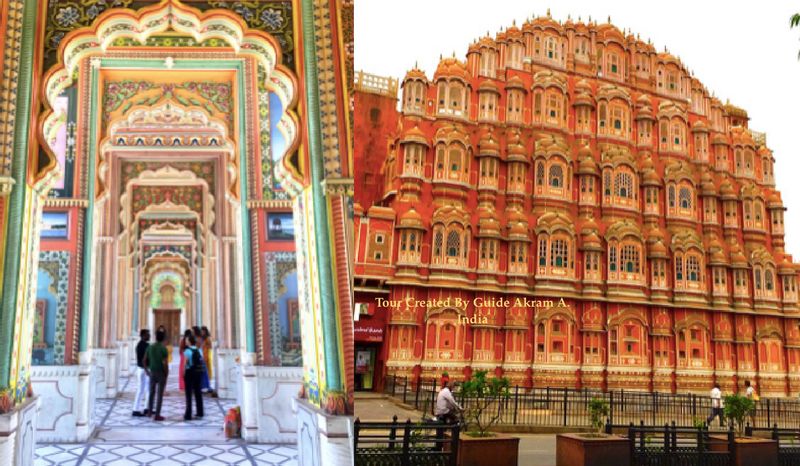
top-left (354, 12), bottom-right (800, 397)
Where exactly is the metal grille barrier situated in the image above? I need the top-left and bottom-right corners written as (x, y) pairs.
top-left (628, 423), bottom-right (733, 466)
top-left (744, 425), bottom-right (800, 466)
top-left (384, 375), bottom-right (800, 430)
top-left (354, 415), bottom-right (460, 466)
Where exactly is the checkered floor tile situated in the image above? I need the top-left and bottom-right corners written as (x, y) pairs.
top-left (36, 351), bottom-right (298, 465)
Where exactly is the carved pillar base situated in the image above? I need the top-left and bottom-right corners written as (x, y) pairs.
top-left (92, 348), bottom-right (119, 398)
top-left (128, 335), bottom-right (139, 370)
top-left (216, 348), bottom-right (240, 399)
top-left (31, 363), bottom-right (95, 442)
top-left (293, 397), bottom-right (353, 466)
top-left (236, 366), bottom-right (303, 443)
top-left (116, 340), bottom-right (131, 378)
top-left (0, 396), bottom-right (39, 466)
top-left (238, 352), bottom-right (258, 442)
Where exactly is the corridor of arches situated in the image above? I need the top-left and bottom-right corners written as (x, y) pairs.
top-left (0, 1), bottom-right (354, 465)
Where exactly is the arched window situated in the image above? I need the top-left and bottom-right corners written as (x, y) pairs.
top-left (614, 171), bottom-right (633, 198)
top-left (549, 165), bottom-right (563, 187)
top-left (536, 162), bottom-right (545, 186)
top-left (755, 268), bottom-right (762, 290)
top-left (679, 187), bottom-right (692, 209)
top-left (765, 270), bottom-right (774, 291)
top-left (609, 246), bottom-right (617, 272)
top-left (621, 244), bottom-right (640, 273)
top-left (433, 231), bottom-right (443, 257)
top-left (687, 255), bottom-right (700, 281)
top-left (551, 239), bottom-right (568, 268)
top-left (446, 230), bottom-right (460, 257)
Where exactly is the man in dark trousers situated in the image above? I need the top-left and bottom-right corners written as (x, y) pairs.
top-left (183, 333), bottom-right (205, 420)
top-left (144, 329), bottom-right (169, 421)
top-left (132, 329), bottom-right (150, 417)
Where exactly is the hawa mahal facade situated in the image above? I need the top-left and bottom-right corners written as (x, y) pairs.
top-left (354, 13), bottom-right (800, 396)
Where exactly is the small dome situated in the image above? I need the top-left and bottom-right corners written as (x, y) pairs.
top-left (434, 57), bottom-right (469, 81)
top-left (398, 208), bottom-right (426, 230)
top-left (400, 125), bottom-right (429, 146)
top-left (578, 154), bottom-right (599, 176)
top-left (403, 67), bottom-right (427, 82)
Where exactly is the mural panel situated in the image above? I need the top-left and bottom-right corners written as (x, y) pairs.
top-left (265, 252), bottom-right (300, 366)
top-left (33, 251), bottom-right (70, 366)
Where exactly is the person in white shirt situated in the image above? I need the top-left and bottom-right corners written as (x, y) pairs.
top-left (706, 383), bottom-right (724, 427)
top-left (434, 381), bottom-right (462, 424)
top-left (744, 380), bottom-right (755, 399)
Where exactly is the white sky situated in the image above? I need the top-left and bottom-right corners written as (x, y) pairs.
top-left (356, 0), bottom-right (800, 257)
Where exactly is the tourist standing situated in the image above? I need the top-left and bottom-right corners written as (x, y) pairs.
top-left (132, 329), bottom-right (150, 417)
top-left (194, 327), bottom-right (211, 392)
top-left (201, 326), bottom-right (213, 392)
top-left (178, 329), bottom-right (193, 391)
top-left (706, 383), bottom-right (724, 427)
top-left (144, 329), bottom-right (169, 421)
top-left (158, 325), bottom-right (173, 364)
top-left (183, 334), bottom-right (205, 420)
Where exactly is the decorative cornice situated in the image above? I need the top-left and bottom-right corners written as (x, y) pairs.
top-left (321, 177), bottom-right (354, 197)
top-left (247, 199), bottom-right (293, 209)
top-left (44, 198), bottom-right (89, 208)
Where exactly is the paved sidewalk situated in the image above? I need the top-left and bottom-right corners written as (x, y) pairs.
top-left (355, 393), bottom-right (556, 466)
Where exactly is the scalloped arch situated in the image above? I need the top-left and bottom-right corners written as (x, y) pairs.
top-left (39, 0), bottom-right (302, 193)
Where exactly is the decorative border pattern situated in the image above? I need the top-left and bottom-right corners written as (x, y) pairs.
top-left (311, 1), bottom-right (342, 178)
top-left (264, 251), bottom-right (298, 365)
top-left (0, 1), bottom-right (26, 177)
top-left (36, 251), bottom-right (70, 365)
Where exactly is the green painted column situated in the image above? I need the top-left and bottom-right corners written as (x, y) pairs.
top-left (0, 0), bottom-right (39, 389)
top-left (301, 0), bottom-right (343, 393)
top-left (79, 65), bottom-right (100, 352)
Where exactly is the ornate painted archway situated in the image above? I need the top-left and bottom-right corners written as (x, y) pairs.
top-left (0, 0), bottom-right (353, 463)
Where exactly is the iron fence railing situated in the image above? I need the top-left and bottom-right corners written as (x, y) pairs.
top-left (383, 375), bottom-right (800, 430)
top-left (628, 423), bottom-right (733, 466)
top-left (745, 425), bottom-right (800, 466)
top-left (354, 415), bottom-right (459, 466)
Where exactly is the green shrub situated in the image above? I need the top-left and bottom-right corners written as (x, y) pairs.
top-left (588, 397), bottom-right (609, 433)
top-left (723, 394), bottom-right (755, 435)
top-left (460, 370), bottom-right (510, 437)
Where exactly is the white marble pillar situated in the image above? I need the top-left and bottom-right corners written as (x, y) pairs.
top-left (0, 396), bottom-right (39, 466)
top-left (92, 348), bottom-right (118, 398)
top-left (237, 366), bottom-right (303, 443)
top-left (238, 352), bottom-right (258, 442)
top-left (215, 348), bottom-right (240, 399)
top-left (293, 397), bottom-right (353, 466)
top-left (30, 357), bottom-right (95, 442)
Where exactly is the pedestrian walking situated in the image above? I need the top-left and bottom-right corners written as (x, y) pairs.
top-left (201, 326), bottom-right (214, 393)
top-left (706, 383), bottom-right (724, 427)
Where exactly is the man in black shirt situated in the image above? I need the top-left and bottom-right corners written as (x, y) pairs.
top-left (132, 329), bottom-right (150, 417)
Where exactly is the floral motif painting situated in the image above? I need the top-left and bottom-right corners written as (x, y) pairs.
top-left (33, 251), bottom-right (70, 365)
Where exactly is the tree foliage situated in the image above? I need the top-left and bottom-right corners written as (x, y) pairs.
top-left (588, 397), bottom-right (609, 433)
top-left (723, 394), bottom-right (755, 435)
top-left (459, 370), bottom-right (510, 437)
top-left (792, 13), bottom-right (800, 59)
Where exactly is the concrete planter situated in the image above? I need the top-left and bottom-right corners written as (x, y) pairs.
top-left (556, 433), bottom-right (630, 466)
top-left (458, 432), bottom-right (519, 466)
top-left (709, 435), bottom-right (778, 466)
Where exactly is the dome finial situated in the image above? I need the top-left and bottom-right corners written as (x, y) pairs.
top-left (547, 8), bottom-right (551, 17)
top-left (608, 15), bottom-right (611, 23)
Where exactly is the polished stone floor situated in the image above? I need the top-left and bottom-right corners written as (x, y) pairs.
top-left (35, 353), bottom-right (298, 465)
